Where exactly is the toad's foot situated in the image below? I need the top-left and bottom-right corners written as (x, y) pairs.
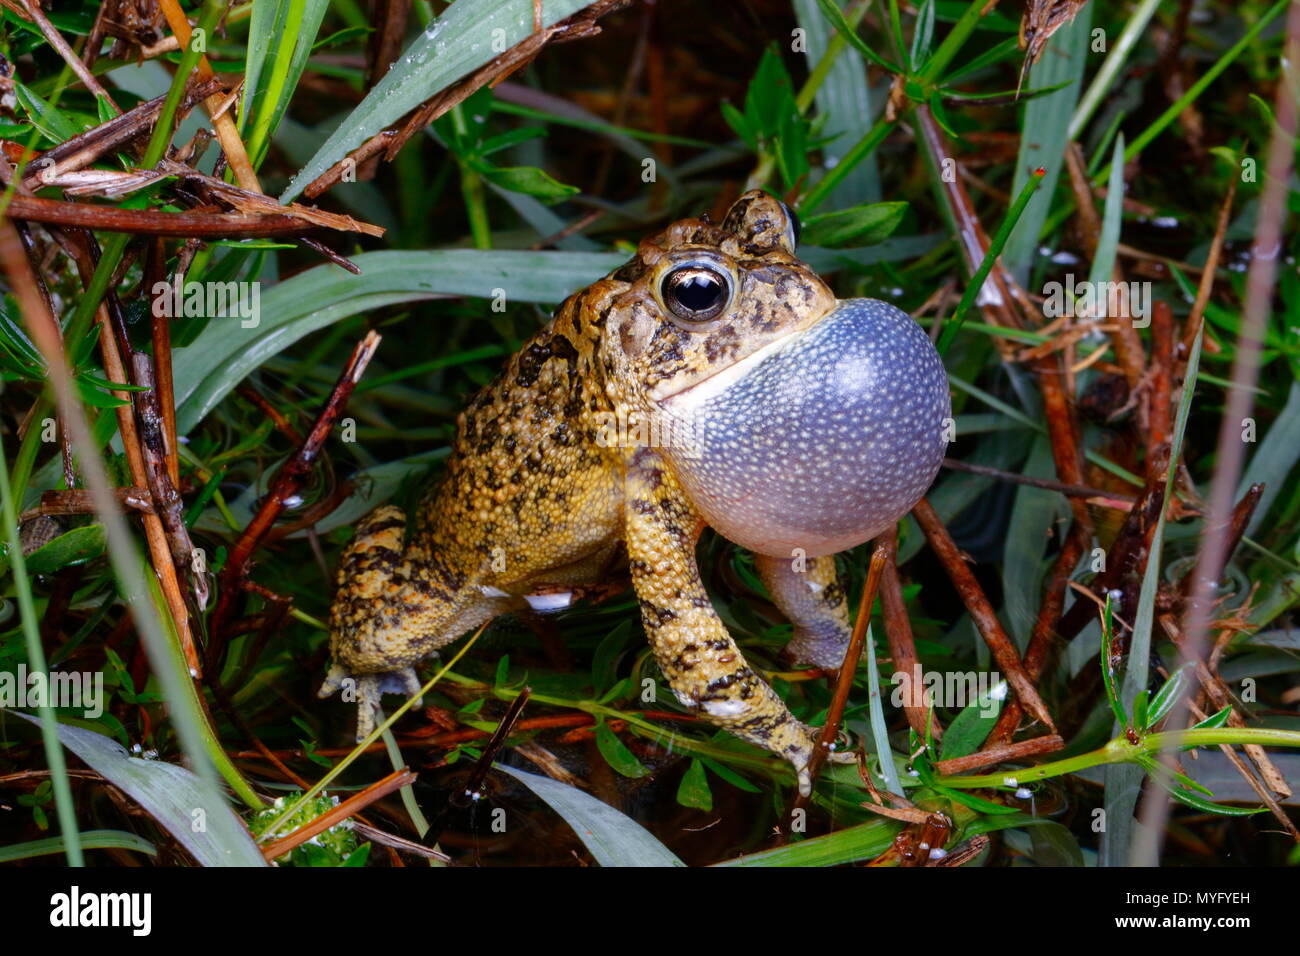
top-left (785, 627), bottom-right (851, 672)
top-left (754, 554), bottom-right (853, 673)
top-left (318, 663), bottom-right (424, 741)
top-left (775, 717), bottom-right (858, 797)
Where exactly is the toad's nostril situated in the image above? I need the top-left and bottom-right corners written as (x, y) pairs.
top-left (655, 298), bottom-right (951, 557)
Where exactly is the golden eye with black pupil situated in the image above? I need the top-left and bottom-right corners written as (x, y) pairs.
top-left (662, 264), bottom-right (730, 322)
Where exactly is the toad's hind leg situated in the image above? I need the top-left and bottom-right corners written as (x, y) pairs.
top-left (320, 505), bottom-right (502, 739)
top-left (754, 553), bottom-right (852, 671)
top-left (624, 453), bottom-right (849, 796)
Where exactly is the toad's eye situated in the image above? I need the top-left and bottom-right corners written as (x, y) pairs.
top-left (662, 264), bottom-right (730, 322)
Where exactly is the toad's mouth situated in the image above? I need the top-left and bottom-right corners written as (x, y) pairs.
top-left (649, 301), bottom-right (844, 412)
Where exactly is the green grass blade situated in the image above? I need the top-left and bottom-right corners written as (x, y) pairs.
top-left (0, 830), bottom-right (157, 863)
top-left (863, 624), bottom-right (904, 795)
top-left (9, 714), bottom-right (266, 866)
top-left (1001, 435), bottom-right (1064, 649)
top-left (495, 764), bottom-right (685, 866)
top-left (0, 435), bottom-right (82, 865)
top-left (794, 0), bottom-right (881, 207)
top-left (1000, 4), bottom-right (1092, 283)
top-left (281, 0), bottom-right (598, 200)
top-left (936, 166), bottom-right (1046, 354)
top-left (241, 0), bottom-right (330, 169)
top-left (1087, 132), bottom-right (1126, 289)
top-left (715, 817), bottom-right (896, 866)
top-left (1068, 0), bottom-right (1161, 140)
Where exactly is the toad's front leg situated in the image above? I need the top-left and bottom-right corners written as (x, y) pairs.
top-left (624, 451), bottom-right (851, 796)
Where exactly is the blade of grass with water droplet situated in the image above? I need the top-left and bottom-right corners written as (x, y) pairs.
top-left (281, 0), bottom-right (599, 200)
top-left (9, 714), bottom-right (267, 866)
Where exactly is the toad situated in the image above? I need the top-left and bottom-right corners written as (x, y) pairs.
top-left (320, 190), bottom-right (951, 794)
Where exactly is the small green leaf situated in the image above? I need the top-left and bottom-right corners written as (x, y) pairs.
top-left (478, 126), bottom-right (548, 157)
top-left (596, 677), bottom-right (631, 705)
top-left (75, 378), bottom-right (132, 409)
top-left (1099, 595), bottom-right (1128, 730)
top-left (816, 0), bottom-right (901, 73)
top-left (1191, 705), bottom-right (1232, 732)
top-left (340, 842), bottom-right (372, 867)
top-left (745, 46), bottom-right (795, 139)
top-left (1147, 662), bottom-right (1194, 729)
top-left (1131, 688), bottom-right (1149, 733)
top-left (910, 0), bottom-right (936, 68)
top-left (1167, 786), bottom-right (1267, 817)
top-left (720, 100), bottom-right (756, 149)
top-left (24, 525), bottom-right (107, 575)
top-left (939, 680), bottom-right (1005, 760)
top-left (676, 759), bottom-right (713, 811)
top-left (930, 783), bottom-right (1018, 815)
top-left (103, 646), bottom-right (138, 704)
top-left (14, 82), bottom-right (84, 143)
top-left (472, 161), bottom-right (579, 204)
top-left (700, 756), bottom-right (762, 793)
top-left (775, 109), bottom-right (810, 190)
top-left (800, 201), bottom-right (907, 248)
top-left (592, 620), bottom-right (634, 694)
top-left (594, 720), bottom-right (651, 778)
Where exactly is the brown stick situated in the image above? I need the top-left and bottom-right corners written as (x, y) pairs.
top-left (1064, 142), bottom-right (1145, 387)
top-left (48, 222), bottom-right (205, 675)
top-left (4, 194), bottom-right (377, 237)
top-left (144, 238), bottom-right (179, 487)
top-left (209, 331), bottom-right (382, 654)
top-left (21, 488), bottom-right (155, 520)
top-left (19, 0), bottom-right (118, 109)
top-left (1180, 483), bottom-right (1264, 604)
top-left (22, 77), bottom-right (222, 190)
top-left (1180, 181), bottom-right (1237, 362)
top-left (912, 498), bottom-right (1056, 730)
top-left (55, 227), bottom-right (207, 612)
top-left (1147, 300), bottom-right (1174, 462)
top-left (783, 539), bottom-right (891, 833)
top-left (987, 519), bottom-right (1090, 745)
top-left (933, 734), bottom-right (1065, 776)
top-left (156, 0), bottom-right (261, 193)
top-left (878, 528), bottom-right (942, 740)
top-left (942, 457), bottom-right (1134, 504)
top-left (259, 768), bottom-right (417, 862)
top-left (304, 0), bottom-right (630, 197)
top-left (96, 307), bottom-right (203, 676)
top-left (365, 0), bottom-right (412, 88)
top-left (1055, 472), bottom-right (1167, 648)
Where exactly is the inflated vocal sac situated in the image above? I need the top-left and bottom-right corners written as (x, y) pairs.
top-left (657, 298), bottom-right (951, 558)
